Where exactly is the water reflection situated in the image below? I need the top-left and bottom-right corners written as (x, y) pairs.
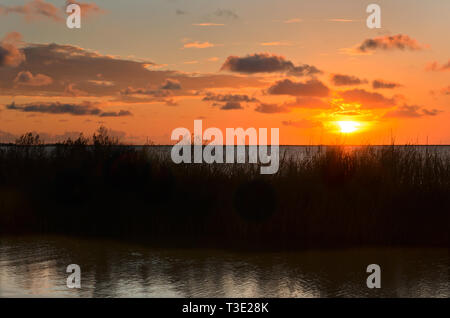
top-left (0, 236), bottom-right (448, 297)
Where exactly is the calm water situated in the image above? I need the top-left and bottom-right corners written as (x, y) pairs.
top-left (0, 236), bottom-right (448, 298)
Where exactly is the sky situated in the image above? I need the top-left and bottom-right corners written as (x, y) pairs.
top-left (0, 0), bottom-right (449, 144)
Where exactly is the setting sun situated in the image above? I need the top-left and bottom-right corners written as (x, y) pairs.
top-left (337, 121), bottom-right (361, 133)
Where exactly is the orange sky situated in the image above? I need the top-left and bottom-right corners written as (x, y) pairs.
top-left (0, 0), bottom-right (449, 144)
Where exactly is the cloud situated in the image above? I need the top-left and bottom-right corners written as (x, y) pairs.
top-left (0, 0), bottom-right (63, 22)
top-left (331, 74), bottom-right (367, 86)
top-left (160, 79), bottom-right (182, 90)
top-left (255, 103), bottom-right (289, 114)
top-left (0, 32), bottom-right (25, 67)
top-left (120, 87), bottom-right (172, 97)
top-left (176, 9), bottom-right (187, 15)
top-left (283, 18), bottom-right (301, 24)
top-left (221, 53), bottom-right (321, 76)
top-left (283, 96), bottom-right (330, 109)
top-left (192, 23), bottom-right (224, 26)
top-left (214, 9), bottom-right (238, 20)
top-left (183, 41), bottom-right (215, 49)
top-left (14, 71), bottom-right (53, 86)
top-left (66, 1), bottom-right (104, 17)
top-left (220, 102), bottom-right (243, 110)
top-left (267, 79), bottom-right (330, 97)
top-left (99, 110), bottom-right (132, 117)
top-left (426, 60), bottom-right (450, 72)
top-left (202, 93), bottom-right (258, 110)
top-left (255, 96), bottom-right (329, 114)
top-left (0, 42), bottom-right (266, 97)
top-left (260, 41), bottom-right (293, 47)
top-left (372, 79), bottom-right (402, 89)
top-left (6, 101), bottom-right (132, 117)
top-left (347, 34), bottom-right (426, 54)
top-left (384, 104), bottom-right (443, 118)
top-left (282, 119), bottom-right (322, 129)
top-left (339, 89), bottom-right (396, 109)
top-left (64, 83), bottom-right (87, 97)
top-left (87, 80), bottom-right (114, 87)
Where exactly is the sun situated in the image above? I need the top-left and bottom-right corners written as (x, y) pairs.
top-left (336, 121), bottom-right (361, 133)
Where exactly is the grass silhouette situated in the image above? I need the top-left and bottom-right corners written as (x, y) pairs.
top-left (0, 127), bottom-right (448, 249)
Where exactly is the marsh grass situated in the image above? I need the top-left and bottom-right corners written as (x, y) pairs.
top-left (0, 129), bottom-right (448, 249)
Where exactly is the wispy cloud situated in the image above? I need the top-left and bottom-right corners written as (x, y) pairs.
top-left (183, 41), bottom-right (215, 49)
top-left (0, 0), bottom-right (63, 22)
top-left (426, 60), bottom-right (450, 72)
top-left (372, 79), bottom-right (402, 89)
top-left (327, 18), bottom-right (355, 22)
top-left (339, 89), bottom-right (396, 109)
top-left (384, 104), bottom-right (443, 118)
top-left (6, 101), bottom-right (132, 117)
top-left (260, 41), bottom-right (293, 47)
top-left (283, 18), bottom-right (301, 24)
top-left (202, 92), bottom-right (258, 110)
top-left (192, 23), bottom-right (225, 26)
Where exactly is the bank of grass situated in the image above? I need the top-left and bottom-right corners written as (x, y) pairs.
top-left (0, 128), bottom-right (448, 249)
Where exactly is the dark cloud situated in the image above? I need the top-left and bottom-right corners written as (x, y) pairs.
top-left (118, 86), bottom-right (175, 105)
top-left (121, 87), bottom-right (172, 97)
top-left (221, 53), bottom-right (321, 76)
top-left (160, 79), bottom-right (182, 90)
top-left (0, 32), bottom-right (25, 67)
top-left (6, 101), bottom-right (132, 117)
top-left (202, 93), bottom-right (258, 110)
top-left (372, 79), bottom-right (402, 89)
top-left (99, 110), bottom-right (132, 117)
top-left (339, 89), bottom-right (396, 109)
top-left (255, 103), bottom-right (289, 114)
top-left (267, 79), bottom-right (330, 97)
top-left (384, 104), bottom-right (443, 118)
top-left (202, 93), bottom-right (258, 103)
top-left (353, 34), bottom-right (425, 53)
top-left (331, 74), bottom-right (367, 86)
top-left (14, 70), bottom-right (53, 86)
top-left (176, 9), bottom-right (187, 15)
top-left (220, 102), bottom-right (243, 110)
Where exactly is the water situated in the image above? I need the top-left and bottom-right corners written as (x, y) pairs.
top-left (0, 236), bottom-right (448, 298)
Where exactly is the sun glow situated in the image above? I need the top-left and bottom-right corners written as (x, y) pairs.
top-left (337, 121), bottom-right (361, 133)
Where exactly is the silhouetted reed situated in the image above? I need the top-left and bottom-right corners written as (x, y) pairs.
top-left (0, 127), bottom-right (448, 249)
